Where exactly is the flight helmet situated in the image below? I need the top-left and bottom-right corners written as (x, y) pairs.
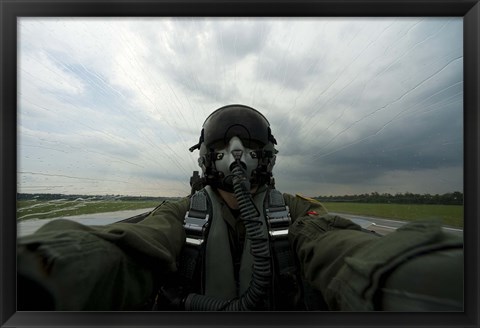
top-left (189, 104), bottom-right (278, 191)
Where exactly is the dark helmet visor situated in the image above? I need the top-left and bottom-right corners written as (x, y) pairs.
top-left (202, 104), bottom-right (274, 149)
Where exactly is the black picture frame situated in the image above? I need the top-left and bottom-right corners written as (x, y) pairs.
top-left (1, 0), bottom-right (478, 327)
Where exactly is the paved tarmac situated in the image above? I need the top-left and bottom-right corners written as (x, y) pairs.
top-left (333, 212), bottom-right (464, 237)
top-left (17, 208), bottom-right (153, 237)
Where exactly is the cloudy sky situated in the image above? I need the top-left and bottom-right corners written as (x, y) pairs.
top-left (18, 17), bottom-right (463, 197)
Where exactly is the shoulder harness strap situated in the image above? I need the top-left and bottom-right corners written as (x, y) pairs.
top-left (266, 189), bottom-right (291, 238)
top-left (176, 190), bottom-right (211, 288)
top-left (265, 189), bottom-right (292, 273)
top-left (154, 191), bottom-right (211, 310)
top-left (184, 190), bottom-right (210, 246)
top-left (265, 189), bottom-right (306, 310)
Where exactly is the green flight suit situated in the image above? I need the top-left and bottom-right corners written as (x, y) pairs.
top-left (17, 187), bottom-right (463, 311)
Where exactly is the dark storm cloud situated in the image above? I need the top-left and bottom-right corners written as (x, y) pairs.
top-left (268, 19), bottom-right (463, 190)
top-left (276, 99), bottom-right (462, 186)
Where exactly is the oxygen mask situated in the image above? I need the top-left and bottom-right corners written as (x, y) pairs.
top-left (213, 136), bottom-right (258, 192)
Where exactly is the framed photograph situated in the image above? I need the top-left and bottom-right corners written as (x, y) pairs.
top-left (2, 0), bottom-right (478, 327)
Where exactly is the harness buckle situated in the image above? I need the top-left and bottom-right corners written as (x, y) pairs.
top-left (184, 190), bottom-right (210, 246)
top-left (184, 212), bottom-right (210, 245)
top-left (266, 205), bottom-right (291, 239)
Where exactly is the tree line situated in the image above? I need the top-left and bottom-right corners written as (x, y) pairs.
top-left (314, 191), bottom-right (463, 205)
top-left (17, 193), bottom-right (180, 202)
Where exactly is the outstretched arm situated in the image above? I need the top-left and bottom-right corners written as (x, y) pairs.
top-left (289, 213), bottom-right (463, 311)
top-left (17, 198), bottom-right (189, 311)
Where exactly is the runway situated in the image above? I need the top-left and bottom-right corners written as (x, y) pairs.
top-left (17, 208), bottom-right (153, 237)
top-left (333, 212), bottom-right (464, 237)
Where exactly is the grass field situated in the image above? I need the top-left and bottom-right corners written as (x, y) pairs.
top-left (321, 202), bottom-right (463, 228)
top-left (17, 198), bottom-right (464, 228)
top-left (17, 199), bottom-right (161, 221)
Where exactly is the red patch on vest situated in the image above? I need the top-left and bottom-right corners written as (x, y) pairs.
top-left (307, 211), bottom-right (318, 216)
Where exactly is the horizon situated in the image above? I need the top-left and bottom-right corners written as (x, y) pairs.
top-left (17, 190), bottom-right (464, 199)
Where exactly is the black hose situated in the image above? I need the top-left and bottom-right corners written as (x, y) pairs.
top-left (184, 163), bottom-right (272, 311)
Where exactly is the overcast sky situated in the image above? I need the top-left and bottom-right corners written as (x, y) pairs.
top-left (18, 17), bottom-right (463, 197)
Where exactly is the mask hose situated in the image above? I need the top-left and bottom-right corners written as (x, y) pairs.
top-left (184, 161), bottom-right (272, 311)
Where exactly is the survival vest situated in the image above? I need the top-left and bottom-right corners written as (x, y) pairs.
top-left (176, 185), bottom-right (305, 310)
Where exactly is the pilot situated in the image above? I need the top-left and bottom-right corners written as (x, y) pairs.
top-left (17, 104), bottom-right (463, 311)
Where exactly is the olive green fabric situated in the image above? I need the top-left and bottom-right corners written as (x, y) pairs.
top-left (330, 220), bottom-right (463, 311)
top-left (17, 189), bottom-right (463, 311)
top-left (16, 190), bottom-right (327, 310)
top-left (288, 213), bottom-right (379, 309)
top-left (17, 199), bottom-right (188, 310)
top-left (203, 185), bottom-right (272, 299)
top-left (289, 215), bottom-right (464, 311)
top-left (203, 185), bottom-right (238, 299)
top-left (379, 248), bottom-right (463, 311)
top-left (17, 221), bottom-right (158, 310)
